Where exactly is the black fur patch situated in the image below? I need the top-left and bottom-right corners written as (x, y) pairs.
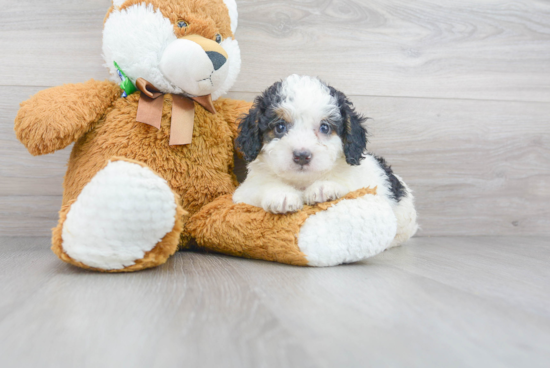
top-left (236, 81), bottom-right (285, 162)
top-left (327, 86), bottom-right (368, 165)
top-left (374, 155), bottom-right (406, 202)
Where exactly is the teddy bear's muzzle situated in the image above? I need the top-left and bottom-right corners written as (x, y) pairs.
top-left (159, 34), bottom-right (229, 97)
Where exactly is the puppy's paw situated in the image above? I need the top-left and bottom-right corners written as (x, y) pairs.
top-left (304, 181), bottom-right (348, 205)
top-left (261, 191), bottom-right (303, 214)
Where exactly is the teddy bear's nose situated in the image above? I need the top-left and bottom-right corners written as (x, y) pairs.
top-left (206, 51), bottom-right (227, 71)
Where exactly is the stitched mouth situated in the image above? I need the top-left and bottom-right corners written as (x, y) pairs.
top-left (198, 71), bottom-right (214, 86)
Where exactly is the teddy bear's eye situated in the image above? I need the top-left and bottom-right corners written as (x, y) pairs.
top-left (215, 34), bottom-right (222, 43)
top-left (177, 20), bottom-right (188, 28)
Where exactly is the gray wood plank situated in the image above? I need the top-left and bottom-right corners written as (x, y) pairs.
top-left (370, 236), bottom-right (550, 319)
top-left (0, 236), bottom-right (549, 368)
top-left (226, 236), bottom-right (550, 368)
top-left (0, 237), bottom-right (317, 368)
top-left (0, 196), bottom-right (61, 237)
top-left (0, 0), bottom-right (110, 87)
top-left (0, 0), bottom-right (550, 102)
top-left (237, 0), bottom-right (550, 102)
top-left (0, 238), bottom-right (60, 321)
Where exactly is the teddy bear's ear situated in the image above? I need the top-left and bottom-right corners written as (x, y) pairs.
top-left (223, 0), bottom-right (238, 34)
top-left (112, 0), bottom-right (125, 8)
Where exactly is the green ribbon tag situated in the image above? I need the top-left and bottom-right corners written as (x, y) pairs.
top-left (114, 61), bottom-right (137, 97)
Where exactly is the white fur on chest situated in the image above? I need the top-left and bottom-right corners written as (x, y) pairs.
top-left (233, 154), bottom-right (393, 208)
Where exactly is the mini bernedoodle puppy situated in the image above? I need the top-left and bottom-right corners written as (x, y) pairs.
top-left (234, 75), bottom-right (418, 247)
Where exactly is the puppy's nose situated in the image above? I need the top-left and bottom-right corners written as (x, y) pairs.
top-left (293, 150), bottom-right (313, 166)
top-left (206, 51), bottom-right (227, 71)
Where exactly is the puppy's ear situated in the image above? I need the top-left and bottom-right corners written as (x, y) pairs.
top-left (329, 86), bottom-right (368, 165)
top-left (236, 105), bottom-right (262, 162)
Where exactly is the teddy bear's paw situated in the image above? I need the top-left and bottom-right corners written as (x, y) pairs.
top-left (304, 181), bottom-right (349, 205)
top-left (298, 194), bottom-right (397, 267)
top-left (61, 160), bottom-right (178, 270)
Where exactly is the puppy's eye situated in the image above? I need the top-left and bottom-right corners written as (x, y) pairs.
top-left (274, 122), bottom-right (287, 135)
top-left (177, 20), bottom-right (188, 28)
top-left (215, 34), bottom-right (222, 43)
top-left (320, 123), bottom-right (331, 135)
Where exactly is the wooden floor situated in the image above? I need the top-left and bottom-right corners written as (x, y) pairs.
top-left (1, 1), bottom-right (549, 366)
top-left (1, 236), bottom-right (549, 368)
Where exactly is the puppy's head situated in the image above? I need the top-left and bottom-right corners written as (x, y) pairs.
top-left (237, 75), bottom-right (368, 183)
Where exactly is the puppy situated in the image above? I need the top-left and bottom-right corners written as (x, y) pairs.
top-left (233, 75), bottom-right (418, 247)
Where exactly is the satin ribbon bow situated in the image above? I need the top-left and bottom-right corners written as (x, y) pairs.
top-left (135, 78), bottom-right (217, 146)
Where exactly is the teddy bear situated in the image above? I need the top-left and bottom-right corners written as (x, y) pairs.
top-left (14, 0), bottom-right (401, 272)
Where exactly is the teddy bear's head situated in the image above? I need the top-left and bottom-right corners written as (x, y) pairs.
top-left (103, 0), bottom-right (240, 100)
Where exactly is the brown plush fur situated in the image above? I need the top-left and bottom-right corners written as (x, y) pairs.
top-left (187, 187), bottom-right (378, 266)
top-left (107, 0), bottom-right (234, 41)
top-left (59, 88), bottom-right (249, 246)
top-left (14, 0), bottom-right (379, 272)
top-left (15, 80), bottom-right (121, 156)
top-left (51, 157), bottom-right (187, 272)
top-left (15, 76), bottom-right (255, 271)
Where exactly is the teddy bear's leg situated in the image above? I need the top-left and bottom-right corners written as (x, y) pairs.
top-left (51, 158), bottom-right (185, 272)
top-left (187, 188), bottom-right (397, 267)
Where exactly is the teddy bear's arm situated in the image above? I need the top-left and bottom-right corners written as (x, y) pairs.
top-left (186, 194), bottom-right (311, 266)
top-left (15, 79), bottom-right (121, 156)
top-left (216, 98), bottom-right (253, 141)
top-left (186, 187), bottom-right (396, 267)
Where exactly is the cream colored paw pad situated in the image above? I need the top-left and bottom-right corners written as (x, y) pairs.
top-left (62, 161), bottom-right (177, 270)
top-left (298, 195), bottom-right (397, 267)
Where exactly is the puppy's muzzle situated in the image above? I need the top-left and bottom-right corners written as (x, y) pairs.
top-left (293, 150), bottom-right (312, 166)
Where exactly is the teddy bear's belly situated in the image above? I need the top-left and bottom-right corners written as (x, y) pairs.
top-left (62, 109), bottom-right (237, 218)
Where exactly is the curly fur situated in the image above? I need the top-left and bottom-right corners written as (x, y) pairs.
top-left (233, 75), bottom-right (418, 248)
top-left (236, 81), bottom-right (284, 162)
top-left (327, 86), bottom-right (368, 165)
